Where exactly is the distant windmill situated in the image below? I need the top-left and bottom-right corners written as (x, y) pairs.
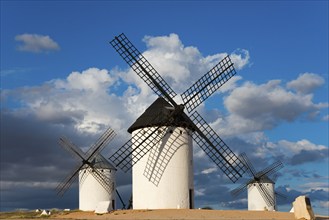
top-left (56, 127), bottom-right (117, 211)
top-left (109, 33), bottom-right (247, 209)
top-left (231, 152), bottom-right (285, 211)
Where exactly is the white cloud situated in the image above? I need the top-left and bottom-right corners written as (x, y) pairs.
top-left (319, 201), bottom-right (329, 209)
top-left (15, 33), bottom-right (60, 53)
top-left (4, 68), bottom-right (129, 134)
top-left (230, 49), bottom-right (250, 70)
top-left (201, 167), bottom-right (218, 174)
top-left (1, 181), bottom-right (58, 190)
top-left (54, 68), bottom-right (115, 92)
top-left (253, 139), bottom-right (328, 166)
top-left (299, 181), bottom-right (329, 192)
top-left (195, 188), bottom-right (206, 196)
top-left (287, 72), bottom-right (325, 94)
top-left (0, 67), bottom-right (32, 77)
top-left (277, 139), bottom-right (327, 155)
top-left (141, 33), bottom-right (250, 94)
top-left (213, 77), bottom-right (328, 137)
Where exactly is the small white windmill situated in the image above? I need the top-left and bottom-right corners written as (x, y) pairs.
top-left (56, 127), bottom-right (117, 211)
top-left (231, 153), bottom-right (285, 211)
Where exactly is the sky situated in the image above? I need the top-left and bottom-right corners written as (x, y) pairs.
top-left (1, 0), bottom-right (328, 215)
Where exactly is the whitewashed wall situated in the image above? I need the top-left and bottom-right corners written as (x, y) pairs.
top-left (247, 182), bottom-right (275, 211)
top-left (79, 168), bottom-right (116, 211)
top-left (132, 126), bottom-right (194, 209)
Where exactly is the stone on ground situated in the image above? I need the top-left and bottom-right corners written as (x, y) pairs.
top-left (292, 196), bottom-right (315, 220)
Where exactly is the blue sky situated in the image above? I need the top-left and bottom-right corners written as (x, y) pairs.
top-left (1, 0), bottom-right (328, 215)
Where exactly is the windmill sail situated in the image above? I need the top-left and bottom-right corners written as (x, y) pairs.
top-left (56, 127), bottom-right (117, 211)
top-left (109, 33), bottom-right (246, 184)
top-left (230, 152), bottom-right (285, 210)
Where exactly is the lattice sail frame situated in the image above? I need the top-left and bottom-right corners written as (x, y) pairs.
top-left (143, 127), bottom-right (191, 186)
top-left (56, 127), bottom-right (116, 196)
top-left (190, 112), bottom-right (246, 183)
top-left (109, 111), bottom-right (172, 172)
top-left (255, 183), bottom-right (275, 207)
top-left (110, 33), bottom-right (177, 103)
top-left (181, 56), bottom-right (236, 113)
top-left (79, 166), bottom-right (115, 195)
top-left (231, 152), bottom-right (285, 207)
top-left (109, 126), bottom-right (168, 172)
top-left (109, 33), bottom-right (246, 183)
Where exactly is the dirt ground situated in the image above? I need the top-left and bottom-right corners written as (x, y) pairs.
top-left (2, 209), bottom-right (328, 220)
top-left (53, 209), bottom-right (328, 220)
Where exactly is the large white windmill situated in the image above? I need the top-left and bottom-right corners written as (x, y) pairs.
top-left (231, 153), bottom-right (285, 211)
top-left (127, 98), bottom-right (194, 209)
top-left (109, 33), bottom-right (247, 209)
top-left (56, 127), bottom-right (117, 211)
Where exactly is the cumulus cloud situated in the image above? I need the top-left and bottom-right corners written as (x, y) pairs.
top-left (287, 73), bottom-right (325, 94)
top-left (212, 77), bottom-right (328, 137)
top-left (3, 68), bottom-right (130, 134)
top-left (15, 33), bottom-right (60, 53)
top-left (55, 68), bottom-right (115, 92)
top-left (278, 139), bottom-right (327, 156)
top-left (141, 33), bottom-right (250, 94)
top-left (230, 49), bottom-right (250, 70)
top-left (252, 139), bottom-right (328, 166)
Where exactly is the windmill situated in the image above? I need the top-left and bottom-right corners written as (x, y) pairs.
top-left (231, 152), bottom-right (285, 211)
top-left (56, 127), bottom-right (117, 211)
top-left (109, 33), bottom-right (247, 209)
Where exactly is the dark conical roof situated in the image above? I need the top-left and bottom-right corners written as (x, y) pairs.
top-left (248, 176), bottom-right (275, 185)
top-left (82, 154), bottom-right (117, 170)
top-left (127, 97), bottom-right (191, 133)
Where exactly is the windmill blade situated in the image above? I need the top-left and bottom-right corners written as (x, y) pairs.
top-left (231, 181), bottom-right (249, 197)
top-left (256, 183), bottom-right (275, 207)
top-left (110, 33), bottom-right (177, 105)
top-left (79, 164), bottom-right (114, 194)
top-left (190, 111), bottom-right (246, 183)
top-left (239, 152), bottom-right (257, 177)
top-left (116, 189), bottom-right (126, 209)
top-left (78, 167), bottom-right (89, 187)
top-left (88, 166), bottom-right (115, 195)
top-left (85, 127), bottom-right (116, 161)
top-left (127, 194), bottom-right (133, 209)
top-left (181, 55), bottom-right (236, 113)
top-left (109, 126), bottom-right (168, 172)
top-left (255, 161), bottom-right (284, 179)
top-left (271, 173), bottom-right (280, 182)
top-left (58, 137), bottom-right (86, 161)
top-left (56, 163), bottom-right (83, 196)
top-left (275, 191), bottom-right (287, 200)
top-left (143, 127), bottom-right (187, 186)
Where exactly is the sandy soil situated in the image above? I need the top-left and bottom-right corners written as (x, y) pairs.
top-left (52, 209), bottom-right (324, 220)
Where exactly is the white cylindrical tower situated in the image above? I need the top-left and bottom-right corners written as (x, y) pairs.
top-left (247, 178), bottom-right (276, 211)
top-left (79, 155), bottom-right (116, 211)
top-left (128, 98), bottom-right (194, 209)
